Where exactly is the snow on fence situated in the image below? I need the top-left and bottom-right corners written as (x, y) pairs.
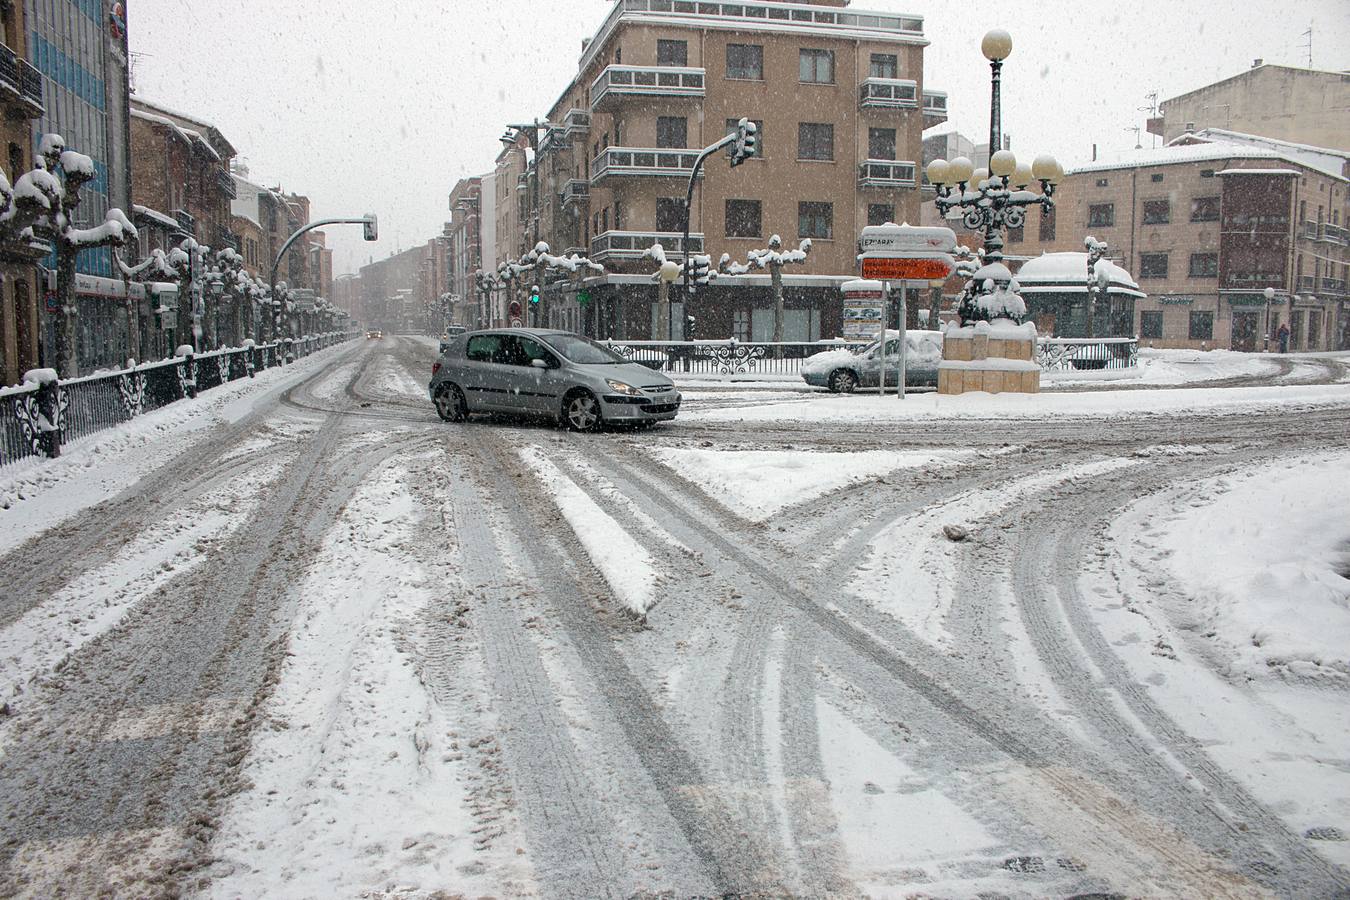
top-left (599, 336), bottom-right (1140, 377)
top-left (0, 332), bottom-right (357, 468)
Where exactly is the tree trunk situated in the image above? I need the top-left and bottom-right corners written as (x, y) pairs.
top-left (55, 241), bottom-right (79, 377)
top-left (771, 264), bottom-right (784, 344)
top-left (657, 279), bottom-right (670, 341)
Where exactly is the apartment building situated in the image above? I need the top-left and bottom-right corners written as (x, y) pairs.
top-left (447, 176), bottom-right (485, 326)
top-left (0, 0), bottom-right (46, 385)
top-left (1149, 63), bottom-right (1350, 153)
top-left (498, 0), bottom-right (944, 341)
top-left (1010, 132), bottom-right (1349, 351)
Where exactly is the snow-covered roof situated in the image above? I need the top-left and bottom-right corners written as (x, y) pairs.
top-left (1179, 128), bottom-right (1349, 180)
top-left (1067, 140), bottom-right (1347, 183)
top-left (130, 96), bottom-right (237, 157)
top-left (1213, 168), bottom-right (1301, 177)
top-left (132, 204), bottom-right (180, 230)
top-left (1015, 252), bottom-right (1145, 298)
top-left (130, 108), bottom-right (222, 161)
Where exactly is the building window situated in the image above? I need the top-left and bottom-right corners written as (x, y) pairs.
top-left (799, 49), bottom-right (834, 84)
top-left (1190, 196), bottom-right (1220, 222)
top-left (867, 128), bottom-right (896, 160)
top-left (657, 39), bottom-right (687, 67)
top-left (725, 199), bottom-right (761, 238)
top-left (1039, 206), bottom-right (1056, 242)
top-left (867, 204), bottom-right (894, 227)
top-left (726, 118), bottom-right (764, 157)
top-left (1095, 178), bottom-right (1109, 187)
top-left (1139, 253), bottom-right (1169, 279)
top-left (656, 198), bottom-right (684, 233)
top-left (1142, 199), bottom-right (1170, 225)
top-left (798, 202), bottom-right (832, 239)
top-left (869, 53), bottom-right (898, 78)
top-left (726, 44), bottom-right (763, 80)
top-left (1188, 310), bottom-right (1213, 340)
top-left (733, 309), bottom-right (750, 341)
top-left (1088, 203), bottom-right (1115, 228)
top-left (656, 116), bottom-right (687, 149)
top-left (1200, 169), bottom-right (1215, 178)
top-left (798, 123), bottom-right (834, 161)
top-left (1006, 224), bottom-right (1024, 243)
top-left (1188, 252), bottom-right (1218, 278)
top-left (7, 142), bottom-right (22, 177)
top-left (1140, 310), bottom-right (1164, 338)
top-left (1150, 173), bottom-right (1164, 183)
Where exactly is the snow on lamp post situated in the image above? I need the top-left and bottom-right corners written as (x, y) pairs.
top-left (926, 30), bottom-right (1061, 326)
top-left (1084, 236), bottom-right (1110, 339)
top-left (646, 241), bottom-right (710, 341)
top-left (718, 234), bottom-right (811, 345)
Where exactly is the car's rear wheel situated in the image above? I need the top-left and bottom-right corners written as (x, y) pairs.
top-left (434, 383), bottom-right (468, 422)
top-left (829, 369), bottom-right (859, 393)
top-left (563, 389), bottom-right (602, 432)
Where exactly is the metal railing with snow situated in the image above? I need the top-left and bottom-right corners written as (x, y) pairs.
top-left (602, 339), bottom-right (869, 376)
top-left (1036, 337), bottom-right (1139, 371)
top-left (0, 331), bottom-right (358, 468)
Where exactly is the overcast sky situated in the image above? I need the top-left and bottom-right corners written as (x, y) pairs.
top-left (129, 0), bottom-right (1348, 278)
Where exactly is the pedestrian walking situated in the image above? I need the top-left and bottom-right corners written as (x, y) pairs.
top-left (1277, 322), bottom-right (1290, 353)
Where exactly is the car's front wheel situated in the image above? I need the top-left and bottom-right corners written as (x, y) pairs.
top-left (828, 369), bottom-right (859, 393)
top-left (433, 383), bottom-right (468, 422)
top-left (562, 389), bottom-right (602, 432)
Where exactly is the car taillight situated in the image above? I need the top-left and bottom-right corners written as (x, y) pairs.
top-left (432, 362), bottom-right (441, 376)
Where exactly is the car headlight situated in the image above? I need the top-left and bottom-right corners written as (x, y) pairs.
top-left (605, 379), bottom-right (644, 396)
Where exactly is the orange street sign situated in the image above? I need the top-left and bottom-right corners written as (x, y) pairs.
top-left (860, 257), bottom-right (954, 280)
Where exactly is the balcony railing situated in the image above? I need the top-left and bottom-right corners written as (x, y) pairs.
top-left (859, 77), bottom-right (917, 109)
top-left (922, 90), bottom-right (948, 124)
top-left (859, 159), bottom-right (917, 188)
top-left (590, 65), bottom-right (705, 111)
top-left (1299, 221), bottom-right (1319, 240)
top-left (1318, 222), bottom-right (1348, 245)
top-left (215, 169), bottom-right (237, 199)
top-left (564, 108), bottom-right (591, 135)
top-left (173, 209), bottom-right (196, 232)
top-left (1296, 275), bottom-right (1315, 292)
top-left (1320, 277), bottom-right (1347, 296)
top-left (560, 178), bottom-right (590, 206)
top-left (590, 230), bottom-right (704, 263)
top-left (214, 225), bottom-right (239, 251)
top-left (0, 44), bottom-right (44, 116)
top-left (601, 1), bottom-right (923, 40)
top-left (591, 147), bottom-right (703, 184)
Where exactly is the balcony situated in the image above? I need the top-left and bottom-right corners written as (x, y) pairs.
top-left (1318, 222), bottom-right (1348, 245)
top-left (560, 178), bottom-right (590, 207)
top-left (214, 225), bottom-right (239, 251)
top-left (922, 90), bottom-right (948, 126)
top-left (564, 108), bottom-right (591, 136)
top-left (173, 209), bottom-right (196, 232)
top-left (1299, 221), bottom-right (1319, 240)
top-left (1321, 277), bottom-right (1347, 296)
top-left (591, 147), bottom-right (703, 184)
top-left (590, 230), bottom-right (704, 263)
top-left (0, 44), bottom-right (44, 117)
top-left (859, 159), bottom-right (917, 188)
top-left (538, 125), bottom-right (568, 155)
top-left (859, 77), bottom-right (918, 109)
top-left (590, 65), bottom-right (705, 112)
top-left (215, 169), bottom-right (237, 199)
top-left (1297, 275), bottom-right (1315, 292)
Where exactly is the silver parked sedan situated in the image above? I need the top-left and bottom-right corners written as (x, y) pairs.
top-left (429, 329), bottom-right (681, 431)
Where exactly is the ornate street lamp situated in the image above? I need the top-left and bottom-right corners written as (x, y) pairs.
top-left (926, 30), bottom-right (1062, 269)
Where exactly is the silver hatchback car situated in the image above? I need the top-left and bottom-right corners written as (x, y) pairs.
top-left (429, 329), bottom-right (681, 430)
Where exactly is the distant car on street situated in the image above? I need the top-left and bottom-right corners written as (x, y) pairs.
top-left (801, 330), bottom-right (943, 392)
top-left (366, 329), bottom-right (383, 340)
top-left (429, 328), bottom-right (681, 431)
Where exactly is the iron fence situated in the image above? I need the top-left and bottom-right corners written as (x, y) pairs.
top-left (0, 332), bottom-right (357, 468)
top-left (1036, 337), bottom-right (1139, 371)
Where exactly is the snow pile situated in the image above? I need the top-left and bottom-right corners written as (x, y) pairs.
top-left (519, 446), bottom-right (658, 619)
top-left (800, 346), bottom-right (861, 377)
top-left (1116, 452), bottom-right (1350, 680)
top-left (649, 446), bottom-right (974, 521)
top-left (800, 330), bottom-right (943, 377)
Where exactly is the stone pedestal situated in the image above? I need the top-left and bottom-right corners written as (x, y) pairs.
top-left (938, 323), bottom-right (1041, 395)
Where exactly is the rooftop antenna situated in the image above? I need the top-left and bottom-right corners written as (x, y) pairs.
top-left (1139, 91), bottom-right (1159, 148)
top-left (1125, 125), bottom-right (1142, 150)
top-left (1300, 23), bottom-right (1312, 67)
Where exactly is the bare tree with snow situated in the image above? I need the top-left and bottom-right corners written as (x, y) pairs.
top-left (718, 234), bottom-right (810, 344)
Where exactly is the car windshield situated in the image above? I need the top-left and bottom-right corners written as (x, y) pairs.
top-left (542, 334), bottom-right (628, 364)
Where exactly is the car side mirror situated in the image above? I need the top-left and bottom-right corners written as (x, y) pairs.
top-left (439, 342), bottom-right (450, 354)
top-left (530, 358), bottom-right (549, 369)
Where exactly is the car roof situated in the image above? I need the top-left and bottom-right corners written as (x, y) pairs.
top-left (465, 328), bottom-right (574, 337)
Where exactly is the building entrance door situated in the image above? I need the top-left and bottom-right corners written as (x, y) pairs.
top-left (1231, 311), bottom-right (1259, 351)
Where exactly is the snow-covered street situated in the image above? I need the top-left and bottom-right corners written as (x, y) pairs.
top-left (0, 335), bottom-right (1347, 898)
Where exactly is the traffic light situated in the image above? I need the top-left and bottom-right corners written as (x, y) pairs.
top-left (686, 254), bottom-right (714, 285)
top-left (529, 285), bottom-right (540, 306)
top-left (730, 118), bottom-right (758, 167)
top-left (362, 214), bottom-right (378, 242)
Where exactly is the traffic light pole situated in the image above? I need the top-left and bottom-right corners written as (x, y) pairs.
top-left (268, 214), bottom-right (377, 358)
top-left (679, 133), bottom-right (740, 340)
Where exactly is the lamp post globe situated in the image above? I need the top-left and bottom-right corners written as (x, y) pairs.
top-left (926, 158), bottom-right (951, 186)
top-left (947, 156), bottom-right (975, 184)
top-left (1263, 287), bottom-right (1275, 301)
top-left (1012, 161), bottom-right (1035, 188)
top-left (981, 28), bottom-right (1012, 61)
top-left (989, 149), bottom-right (1017, 178)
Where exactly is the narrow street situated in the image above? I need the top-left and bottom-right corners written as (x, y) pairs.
top-left (0, 337), bottom-right (1347, 898)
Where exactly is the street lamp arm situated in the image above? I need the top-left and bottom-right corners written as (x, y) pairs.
top-left (682, 132), bottom-right (739, 293)
top-left (268, 216), bottom-right (376, 292)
